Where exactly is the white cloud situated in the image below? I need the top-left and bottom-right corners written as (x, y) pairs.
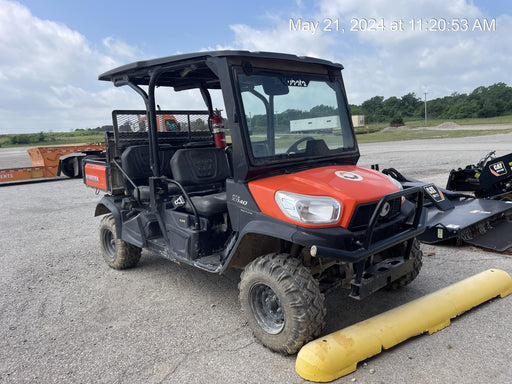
top-left (102, 37), bottom-right (141, 62)
top-left (229, 23), bottom-right (338, 60)
top-left (0, 0), bottom-right (142, 133)
top-left (228, 0), bottom-right (510, 105)
top-left (0, 0), bottom-right (509, 134)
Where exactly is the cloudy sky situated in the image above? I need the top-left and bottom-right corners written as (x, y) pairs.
top-left (0, 0), bottom-right (510, 133)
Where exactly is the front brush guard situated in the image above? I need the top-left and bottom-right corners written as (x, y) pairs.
top-left (311, 187), bottom-right (426, 263)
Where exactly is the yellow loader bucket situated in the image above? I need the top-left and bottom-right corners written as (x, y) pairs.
top-left (296, 269), bottom-right (512, 382)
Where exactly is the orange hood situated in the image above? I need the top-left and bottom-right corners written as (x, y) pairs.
top-left (248, 165), bottom-right (400, 228)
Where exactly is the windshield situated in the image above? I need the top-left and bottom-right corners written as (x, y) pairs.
top-left (237, 71), bottom-right (355, 163)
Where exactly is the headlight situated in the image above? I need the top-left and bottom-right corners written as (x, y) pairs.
top-left (386, 175), bottom-right (403, 190)
top-left (386, 174), bottom-right (406, 204)
top-left (275, 191), bottom-right (341, 224)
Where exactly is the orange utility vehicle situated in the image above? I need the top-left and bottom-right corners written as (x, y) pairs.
top-left (84, 51), bottom-right (426, 354)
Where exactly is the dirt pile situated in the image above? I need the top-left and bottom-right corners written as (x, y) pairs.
top-left (382, 125), bottom-right (411, 132)
top-left (436, 122), bottom-right (461, 129)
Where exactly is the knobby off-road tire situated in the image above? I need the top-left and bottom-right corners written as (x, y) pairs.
top-left (387, 238), bottom-right (423, 290)
top-left (239, 253), bottom-right (326, 355)
top-left (99, 214), bottom-right (141, 269)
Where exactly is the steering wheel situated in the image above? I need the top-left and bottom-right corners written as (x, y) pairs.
top-left (286, 136), bottom-right (314, 154)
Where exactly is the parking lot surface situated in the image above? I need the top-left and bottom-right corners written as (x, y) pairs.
top-left (1, 133), bottom-right (511, 383)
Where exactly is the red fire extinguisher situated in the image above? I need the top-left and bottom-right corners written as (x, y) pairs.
top-left (212, 109), bottom-right (226, 148)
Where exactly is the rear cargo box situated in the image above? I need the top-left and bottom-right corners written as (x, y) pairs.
top-left (84, 161), bottom-right (108, 191)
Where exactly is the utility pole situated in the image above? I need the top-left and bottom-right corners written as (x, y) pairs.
top-left (424, 92), bottom-right (428, 127)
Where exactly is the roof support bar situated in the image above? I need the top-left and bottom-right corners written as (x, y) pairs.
top-left (147, 69), bottom-right (164, 178)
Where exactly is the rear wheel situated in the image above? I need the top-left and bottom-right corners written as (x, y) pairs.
top-left (239, 253), bottom-right (326, 354)
top-left (99, 214), bottom-right (141, 269)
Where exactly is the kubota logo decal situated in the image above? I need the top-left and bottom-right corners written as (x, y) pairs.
top-left (86, 174), bottom-right (99, 183)
top-left (335, 171), bottom-right (363, 181)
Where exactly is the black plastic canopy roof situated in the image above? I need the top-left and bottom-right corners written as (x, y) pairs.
top-left (98, 50), bottom-right (344, 90)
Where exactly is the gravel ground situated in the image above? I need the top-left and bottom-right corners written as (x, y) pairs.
top-left (0, 132), bottom-right (511, 384)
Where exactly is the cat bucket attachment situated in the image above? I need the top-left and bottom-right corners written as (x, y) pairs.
top-left (381, 168), bottom-right (512, 253)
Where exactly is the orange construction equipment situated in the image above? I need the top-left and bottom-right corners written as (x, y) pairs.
top-left (137, 114), bottom-right (180, 132)
top-left (0, 143), bottom-right (104, 183)
top-left (0, 166), bottom-right (58, 182)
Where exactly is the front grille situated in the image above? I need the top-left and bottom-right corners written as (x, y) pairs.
top-left (349, 197), bottom-right (402, 231)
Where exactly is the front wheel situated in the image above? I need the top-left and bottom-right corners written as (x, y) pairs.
top-left (99, 214), bottom-right (141, 269)
top-left (239, 253), bottom-right (326, 354)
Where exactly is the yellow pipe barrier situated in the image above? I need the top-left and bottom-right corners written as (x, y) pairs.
top-left (296, 269), bottom-right (512, 382)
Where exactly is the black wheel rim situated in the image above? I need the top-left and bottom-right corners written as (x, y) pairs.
top-left (101, 229), bottom-right (116, 261)
top-left (249, 283), bottom-right (285, 335)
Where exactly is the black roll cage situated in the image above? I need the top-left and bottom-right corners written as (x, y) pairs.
top-left (98, 50), bottom-right (360, 183)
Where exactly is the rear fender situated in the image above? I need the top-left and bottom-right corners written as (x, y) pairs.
top-left (94, 196), bottom-right (123, 238)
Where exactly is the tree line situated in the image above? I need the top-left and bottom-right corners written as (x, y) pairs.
top-left (2, 129), bottom-right (105, 147)
top-left (350, 82), bottom-right (512, 124)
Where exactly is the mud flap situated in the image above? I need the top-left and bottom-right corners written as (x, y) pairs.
top-left (295, 269), bottom-right (512, 382)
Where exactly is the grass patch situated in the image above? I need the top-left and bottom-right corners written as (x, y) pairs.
top-left (404, 115), bottom-right (512, 128)
top-left (355, 115), bottom-right (512, 132)
top-left (357, 128), bottom-right (512, 143)
top-left (354, 116), bottom-right (512, 142)
top-left (2, 116), bottom-right (512, 148)
top-left (0, 131), bottom-right (105, 148)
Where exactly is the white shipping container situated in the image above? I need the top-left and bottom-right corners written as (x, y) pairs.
top-left (290, 115), bottom-right (340, 133)
top-left (352, 115), bottom-right (365, 128)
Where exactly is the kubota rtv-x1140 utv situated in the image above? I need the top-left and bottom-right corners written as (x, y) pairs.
top-left (84, 51), bottom-right (426, 354)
